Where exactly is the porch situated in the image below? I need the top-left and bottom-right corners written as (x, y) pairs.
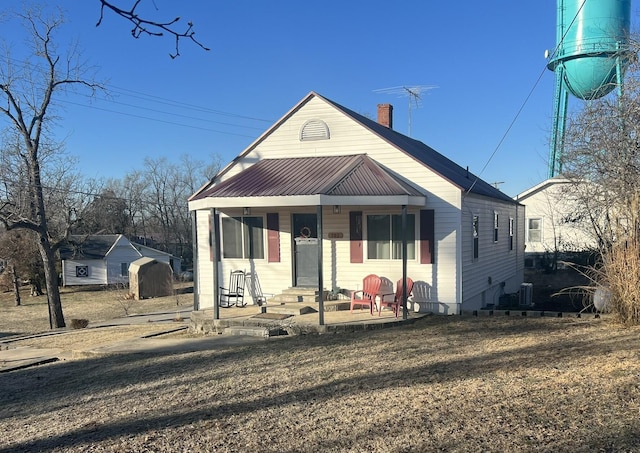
top-left (189, 298), bottom-right (428, 336)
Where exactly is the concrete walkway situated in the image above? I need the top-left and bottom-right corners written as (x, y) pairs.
top-left (0, 306), bottom-right (425, 373)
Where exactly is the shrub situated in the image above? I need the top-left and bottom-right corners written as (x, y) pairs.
top-left (70, 318), bottom-right (89, 329)
top-left (600, 239), bottom-right (640, 325)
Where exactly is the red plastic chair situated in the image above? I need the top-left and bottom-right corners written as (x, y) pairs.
top-left (379, 277), bottom-right (414, 317)
top-left (350, 274), bottom-right (382, 315)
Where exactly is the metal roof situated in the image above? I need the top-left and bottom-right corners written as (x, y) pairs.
top-left (191, 154), bottom-right (423, 200)
top-left (191, 92), bottom-right (515, 204)
top-left (321, 95), bottom-right (515, 203)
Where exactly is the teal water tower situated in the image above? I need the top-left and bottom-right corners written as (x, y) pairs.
top-left (547, 0), bottom-right (631, 177)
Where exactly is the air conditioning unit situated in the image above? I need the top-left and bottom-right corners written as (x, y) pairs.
top-left (519, 283), bottom-right (533, 306)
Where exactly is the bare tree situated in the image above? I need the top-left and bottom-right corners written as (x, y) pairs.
top-left (561, 37), bottom-right (640, 323)
top-left (96, 1), bottom-right (210, 58)
top-left (114, 154), bottom-right (218, 267)
top-left (0, 6), bottom-right (102, 328)
top-left (0, 229), bottom-right (41, 305)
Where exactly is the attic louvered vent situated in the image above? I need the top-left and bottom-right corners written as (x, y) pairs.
top-left (300, 119), bottom-right (330, 141)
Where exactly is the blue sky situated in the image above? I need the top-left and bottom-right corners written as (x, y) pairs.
top-left (2, 1), bottom-right (632, 197)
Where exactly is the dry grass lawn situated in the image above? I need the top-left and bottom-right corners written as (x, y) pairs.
top-left (0, 283), bottom-right (192, 338)
top-left (1, 286), bottom-right (640, 452)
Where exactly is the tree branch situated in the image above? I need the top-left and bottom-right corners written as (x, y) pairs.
top-left (97, 1), bottom-right (210, 58)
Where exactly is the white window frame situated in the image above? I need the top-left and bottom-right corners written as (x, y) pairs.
top-left (473, 215), bottom-right (479, 260)
top-left (509, 217), bottom-right (514, 251)
top-left (221, 215), bottom-right (265, 259)
top-left (365, 212), bottom-right (416, 260)
top-left (527, 217), bottom-right (542, 243)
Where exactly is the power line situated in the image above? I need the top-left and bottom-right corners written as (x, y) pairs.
top-left (0, 55), bottom-right (275, 135)
top-left (466, 2), bottom-right (587, 195)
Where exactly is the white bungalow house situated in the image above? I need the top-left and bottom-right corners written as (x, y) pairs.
top-left (515, 177), bottom-right (597, 268)
top-left (59, 234), bottom-right (181, 286)
top-left (188, 92), bottom-right (525, 315)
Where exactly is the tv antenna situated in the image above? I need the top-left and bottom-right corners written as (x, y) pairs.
top-left (373, 85), bottom-right (437, 136)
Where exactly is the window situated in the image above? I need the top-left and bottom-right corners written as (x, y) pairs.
top-left (473, 215), bottom-right (479, 259)
top-left (76, 265), bottom-right (89, 277)
top-left (222, 216), bottom-right (264, 259)
top-left (494, 211), bottom-right (499, 242)
top-left (509, 217), bottom-right (514, 251)
top-left (528, 218), bottom-right (542, 242)
top-left (121, 263), bottom-right (128, 277)
top-left (367, 214), bottom-right (415, 260)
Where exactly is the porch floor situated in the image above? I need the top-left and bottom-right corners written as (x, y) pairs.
top-left (189, 301), bottom-right (428, 336)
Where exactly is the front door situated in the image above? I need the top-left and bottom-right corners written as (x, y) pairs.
top-left (293, 213), bottom-right (318, 287)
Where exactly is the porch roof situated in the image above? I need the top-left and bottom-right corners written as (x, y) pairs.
top-left (189, 154), bottom-right (426, 209)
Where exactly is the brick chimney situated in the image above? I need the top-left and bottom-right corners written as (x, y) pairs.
top-left (377, 103), bottom-right (393, 129)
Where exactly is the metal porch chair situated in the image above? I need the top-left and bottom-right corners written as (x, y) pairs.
top-left (219, 270), bottom-right (246, 307)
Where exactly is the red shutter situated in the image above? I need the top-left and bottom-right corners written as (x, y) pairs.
top-left (267, 213), bottom-right (280, 262)
top-left (350, 211), bottom-right (363, 263)
top-left (420, 209), bottom-right (435, 264)
top-left (208, 212), bottom-right (220, 262)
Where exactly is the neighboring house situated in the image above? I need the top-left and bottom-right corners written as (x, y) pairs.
top-left (59, 234), bottom-right (181, 286)
top-left (516, 177), bottom-right (597, 268)
top-left (188, 92), bottom-right (525, 314)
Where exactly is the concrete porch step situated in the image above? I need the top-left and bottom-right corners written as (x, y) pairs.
top-left (224, 325), bottom-right (273, 337)
top-left (267, 287), bottom-right (346, 304)
top-left (265, 304), bottom-right (318, 316)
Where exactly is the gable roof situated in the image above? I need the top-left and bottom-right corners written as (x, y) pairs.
top-left (515, 176), bottom-right (571, 201)
top-left (191, 91), bottom-right (514, 204)
top-left (59, 234), bottom-right (138, 260)
top-left (191, 154), bottom-right (423, 201)
top-left (132, 242), bottom-right (180, 260)
top-left (320, 94), bottom-right (514, 203)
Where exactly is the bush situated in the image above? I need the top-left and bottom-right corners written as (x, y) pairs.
top-left (600, 239), bottom-right (640, 325)
top-left (70, 318), bottom-right (89, 329)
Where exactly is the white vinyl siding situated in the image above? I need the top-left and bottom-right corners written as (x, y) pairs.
top-left (216, 97), bottom-right (462, 311)
top-left (461, 195), bottom-right (524, 310)
top-left (190, 95), bottom-right (523, 313)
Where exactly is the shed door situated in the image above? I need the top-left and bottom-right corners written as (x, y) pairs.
top-left (292, 213), bottom-right (318, 287)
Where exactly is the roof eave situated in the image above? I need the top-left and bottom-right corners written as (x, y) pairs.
top-left (189, 194), bottom-right (426, 211)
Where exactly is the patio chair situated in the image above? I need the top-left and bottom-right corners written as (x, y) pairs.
top-left (219, 270), bottom-right (246, 307)
top-left (245, 271), bottom-right (274, 306)
top-left (350, 274), bottom-right (382, 315)
top-left (379, 277), bottom-right (414, 317)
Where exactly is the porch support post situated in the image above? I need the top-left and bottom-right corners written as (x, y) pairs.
top-left (211, 208), bottom-right (220, 321)
top-left (317, 205), bottom-right (324, 325)
top-left (401, 204), bottom-right (408, 320)
top-left (191, 210), bottom-right (199, 311)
